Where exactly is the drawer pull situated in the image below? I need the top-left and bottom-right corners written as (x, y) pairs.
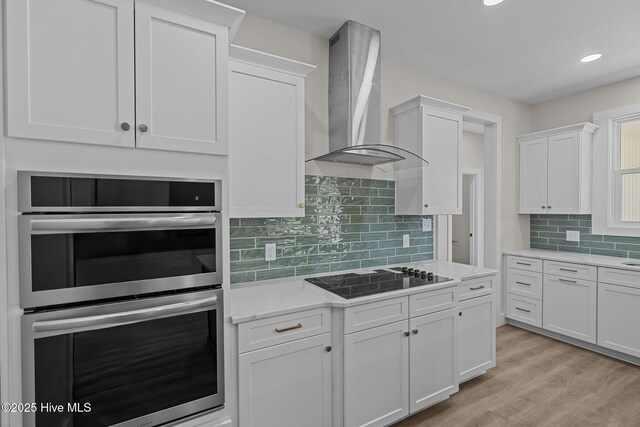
top-left (412, 329), bottom-right (419, 335)
top-left (404, 331), bottom-right (410, 337)
top-left (275, 323), bottom-right (302, 333)
top-left (515, 307), bottom-right (531, 313)
top-left (558, 278), bottom-right (577, 284)
top-left (559, 268), bottom-right (578, 273)
top-left (470, 285), bottom-right (485, 290)
top-left (515, 281), bottom-right (531, 286)
top-left (325, 346), bottom-right (332, 353)
top-left (516, 262), bottom-right (532, 266)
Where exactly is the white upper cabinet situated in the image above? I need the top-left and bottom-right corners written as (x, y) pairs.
top-left (518, 123), bottom-right (598, 214)
top-left (229, 45), bottom-right (315, 218)
top-left (6, 0), bottom-right (136, 147)
top-left (391, 96), bottom-right (470, 215)
top-left (6, 0), bottom-right (244, 154)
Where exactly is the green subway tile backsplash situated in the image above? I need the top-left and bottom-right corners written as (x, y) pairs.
top-left (230, 175), bottom-right (433, 284)
top-left (530, 214), bottom-right (640, 258)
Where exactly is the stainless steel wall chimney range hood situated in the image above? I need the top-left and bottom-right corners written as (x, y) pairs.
top-left (308, 21), bottom-right (428, 169)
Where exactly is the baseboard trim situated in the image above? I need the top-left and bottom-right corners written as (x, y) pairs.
top-left (506, 319), bottom-right (640, 367)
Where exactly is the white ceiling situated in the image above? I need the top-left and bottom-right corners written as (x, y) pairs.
top-left (224, 0), bottom-right (640, 105)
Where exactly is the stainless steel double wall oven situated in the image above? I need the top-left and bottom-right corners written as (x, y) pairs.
top-left (18, 172), bottom-right (225, 427)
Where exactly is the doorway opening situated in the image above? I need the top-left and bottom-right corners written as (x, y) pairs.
top-left (452, 169), bottom-right (480, 266)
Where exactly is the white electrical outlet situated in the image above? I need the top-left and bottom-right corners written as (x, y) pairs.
top-left (403, 234), bottom-right (410, 248)
top-left (265, 243), bottom-right (276, 261)
top-left (422, 218), bottom-right (432, 232)
top-left (566, 230), bottom-right (580, 242)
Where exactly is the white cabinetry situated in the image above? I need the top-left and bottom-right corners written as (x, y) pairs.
top-left (505, 256), bottom-right (543, 328)
top-left (518, 123), bottom-right (598, 214)
top-left (598, 269), bottom-right (640, 358)
top-left (344, 320), bottom-right (409, 427)
top-left (457, 276), bottom-right (496, 383)
top-left (6, 0), bottom-right (243, 154)
top-left (229, 46), bottom-right (315, 217)
top-left (237, 310), bottom-right (332, 427)
top-left (391, 96), bottom-right (470, 215)
top-left (342, 286), bottom-right (460, 427)
top-left (542, 261), bottom-right (597, 343)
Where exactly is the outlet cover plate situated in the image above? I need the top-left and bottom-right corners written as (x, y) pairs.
top-left (566, 230), bottom-right (580, 242)
top-left (403, 234), bottom-right (410, 248)
top-left (265, 243), bottom-right (276, 261)
top-left (422, 218), bottom-right (432, 232)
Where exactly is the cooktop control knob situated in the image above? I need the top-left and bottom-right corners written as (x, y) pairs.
top-left (420, 271), bottom-right (427, 279)
top-left (426, 272), bottom-right (434, 280)
top-left (402, 267), bottom-right (408, 274)
top-left (414, 270), bottom-right (420, 277)
top-left (408, 268), bottom-right (414, 274)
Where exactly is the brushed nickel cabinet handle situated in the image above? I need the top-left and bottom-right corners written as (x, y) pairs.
top-left (558, 278), bottom-right (577, 284)
top-left (139, 123), bottom-right (149, 133)
top-left (470, 285), bottom-right (485, 291)
top-left (516, 281), bottom-right (531, 286)
top-left (120, 122), bottom-right (131, 131)
top-left (412, 329), bottom-right (419, 335)
top-left (404, 331), bottom-right (410, 337)
top-left (515, 307), bottom-right (531, 313)
top-left (516, 262), bottom-right (532, 266)
top-left (275, 323), bottom-right (302, 333)
top-left (559, 268), bottom-right (578, 273)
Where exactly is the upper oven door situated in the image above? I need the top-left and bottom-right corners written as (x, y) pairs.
top-left (19, 212), bottom-right (222, 308)
top-left (22, 289), bottom-right (224, 427)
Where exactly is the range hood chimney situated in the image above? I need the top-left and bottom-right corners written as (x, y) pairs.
top-left (308, 20), bottom-right (427, 168)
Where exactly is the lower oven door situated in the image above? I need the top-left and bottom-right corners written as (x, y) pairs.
top-left (21, 289), bottom-right (224, 427)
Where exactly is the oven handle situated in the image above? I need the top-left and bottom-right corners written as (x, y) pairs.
top-left (32, 296), bottom-right (218, 333)
top-left (29, 215), bottom-right (216, 233)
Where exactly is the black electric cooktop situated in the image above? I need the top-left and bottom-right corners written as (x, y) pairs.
top-left (305, 267), bottom-right (454, 299)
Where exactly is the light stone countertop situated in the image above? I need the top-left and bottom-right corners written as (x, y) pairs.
top-left (230, 261), bottom-right (498, 324)
top-left (504, 248), bottom-right (640, 271)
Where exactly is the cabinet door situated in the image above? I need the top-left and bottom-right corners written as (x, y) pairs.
top-left (6, 0), bottom-right (135, 147)
top-left (344, 321), bottom-right (409, 427)
top-left (135, 2), bottom-right (229, 154)
top-left (519, 137), bottom-right (548, 213)
top-left (238, 334), bottom-right (332, 427)
top-left (421, 108), bottom-right (463, 215)
top-left (229, 61), bottom-right (305, 217)
top-left (543, 275), bottom-right (596, 343)
top-left (598, 283), bottom-right (640, 358)
top-left (458, 294), bottom-right (496, 382)
top-left (409, 309), bottom-right (458, 412)
top-left (547, 132), bottom-right (581, 213)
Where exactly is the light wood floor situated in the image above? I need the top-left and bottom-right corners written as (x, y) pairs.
top-left (394, 325), bottom-right (640, 427)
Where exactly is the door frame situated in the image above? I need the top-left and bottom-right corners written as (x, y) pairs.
top-left (461, 167), bottom-right (481, 266)
top-left (435, 110), bottom-right (503, 324)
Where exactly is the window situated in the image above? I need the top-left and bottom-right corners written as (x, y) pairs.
top-left (593, 104), bottom-right (640, 236)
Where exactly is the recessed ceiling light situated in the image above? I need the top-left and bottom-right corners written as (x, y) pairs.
top-left (482, 0), bottom-right (504, 6)
top-left (580, 53), bottom-right (603, 63)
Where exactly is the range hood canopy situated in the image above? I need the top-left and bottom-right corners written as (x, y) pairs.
top-left (307, 20), bottom-right (428, 170)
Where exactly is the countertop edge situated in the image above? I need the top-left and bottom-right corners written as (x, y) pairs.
top-left (503, 249), bottom-right (640, 272)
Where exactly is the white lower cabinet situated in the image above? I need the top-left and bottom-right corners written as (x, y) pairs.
top-left (409, 309), bottom-right (458, 412)
top-left (344, 320), bottom-right (409, 427)
top-left (598, 283), bottom-right (640, 358)
top-left (543, 274), bottom-right (596, 343)
top-left (238, 333), bottom-right (332, 427)
top-left (458, 294), bottom-right (496, 382)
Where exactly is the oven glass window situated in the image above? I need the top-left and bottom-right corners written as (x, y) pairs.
top-left (34, 310), bottom-right (219, 427)
top-left (31, 228), bottom-right (217, 291)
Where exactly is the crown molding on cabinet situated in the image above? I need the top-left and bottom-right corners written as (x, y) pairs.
top-left (144, 0), bottom-right (245, 40)
top-left (390, 95), bottom-right (470, 116)
top-left (229, 45), bottom-right (316, 77)
top-left (517, 122), bottom-right (599, 141)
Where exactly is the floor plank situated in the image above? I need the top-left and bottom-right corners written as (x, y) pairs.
top-left (393, 324), bottom-right (640, 427)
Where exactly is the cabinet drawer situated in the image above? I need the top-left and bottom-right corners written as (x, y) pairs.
top-left (506, 269), bottom-right (542, 300)
top-left (544, 260), bottom-right (596, 282)
top-left (409, 285), bottom-right (458, 317)
top-left (598, 267), bottom-right (640, 289)
top-left (506, 294), bottom-right (542, 328)
top-left (507, 256), bottom-right (542, 272)
top-left (238, 308), bottom-right (331, 353)
top-left (459, 276), bottom-right (494, 301)
top-left (344, 297), bottom-right (409, 334)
